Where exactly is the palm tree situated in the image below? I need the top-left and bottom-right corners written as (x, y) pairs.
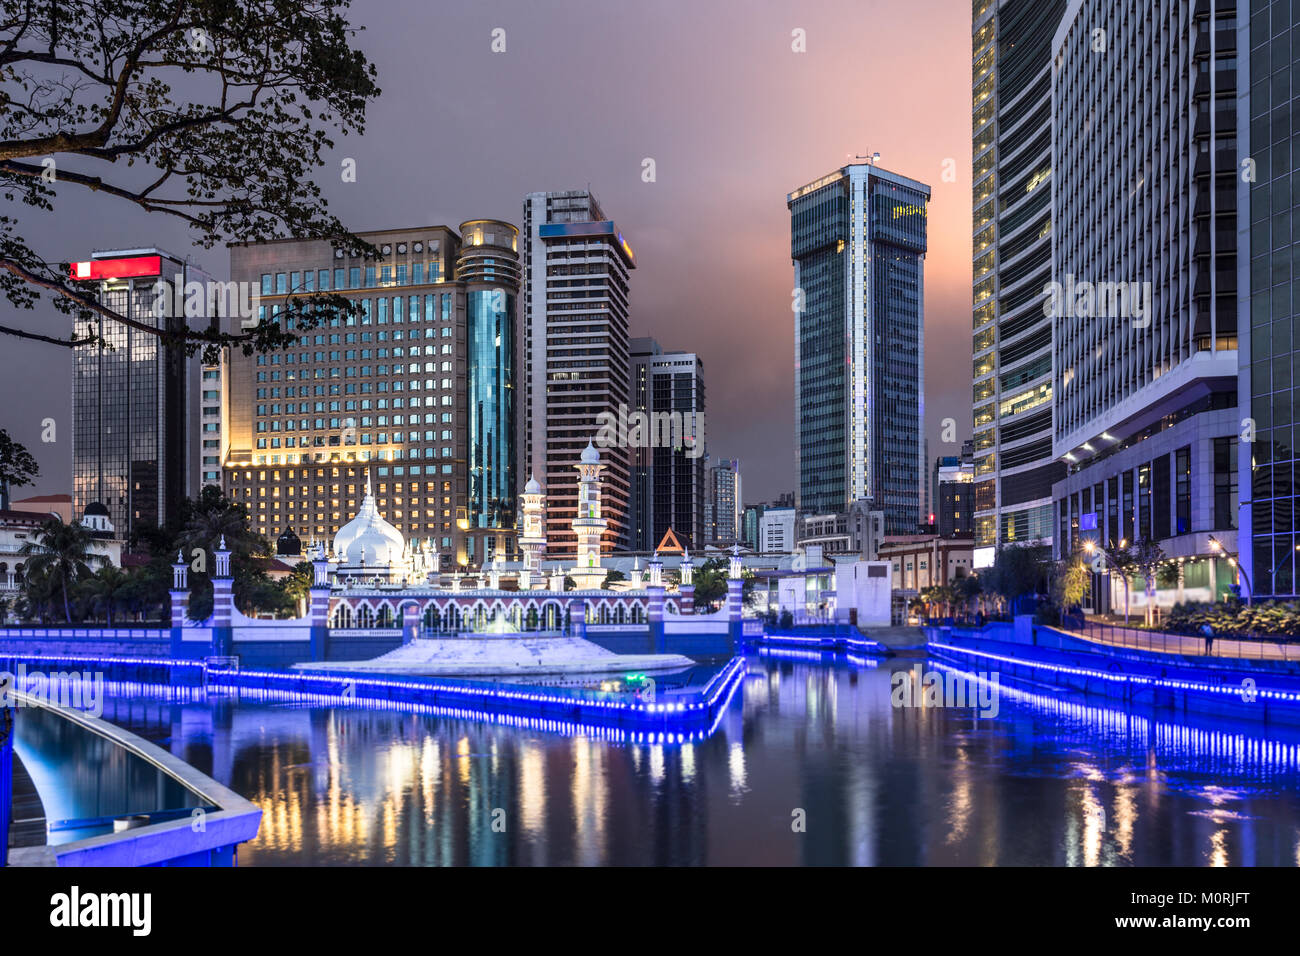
top-left (176, 485), bottom-right (267, 563)
top-left (956, 574), bottom-right (983, 620)
top-left (78, 565), bottom-right (128, 625)
top-left (18, 518), bottom-right (106, 623)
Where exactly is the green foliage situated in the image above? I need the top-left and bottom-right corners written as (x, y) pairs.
top-left (0, 0), bottom-right (380, 359)
top-left (18, 517), bottom-right (106, 622)
top-left (983, 545), bottom-right (1049, 609)
top-left (1165, 599), bottom-right (1300, 638)
top-left (73, 564), bottom-right (128, 624)
top-left (1053, 548), bottom-right (1091, 609)
top-left (679, 557), bottom-right (757, 610)
top-left (0, 427), bottom-right (39, 493)
top-left (601, 569), bottom-right (627, 589)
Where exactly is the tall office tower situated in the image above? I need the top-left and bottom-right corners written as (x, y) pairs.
top-left (1240, 1), bottom-right (1296, 599)
top-left (69, 249), bottom-right (217, 541)
top-left (970, 0), bottom-right (1068, 562)
top-left (522, 190), bottom-right (636, 557)
top-left (1051, 1), bottom-right (1241, 603)
top-left (225, 221), bottom-right (520, 569)
top-left (629, 337), bottom-right (707, 550)
top-left (788, 161), bottom-right (930, 534)
top-left (706, 458), bottom-right (742, 545)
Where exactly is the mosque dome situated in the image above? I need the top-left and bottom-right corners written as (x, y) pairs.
top-left (580, 441), bottom-right (601, 464)
top-left (276, 526), bottom-right (302, 556)
top-left (524, 474), bottom-right (542, 495)
top-left (333, 477), bottom-right (405, 565)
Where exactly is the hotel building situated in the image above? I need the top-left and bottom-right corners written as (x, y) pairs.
top-left (69, 248), bottom-right (219, 540)
top-left (1050, 0), bottom-right (1242, 607)
top-left (970, 0), bottom-right (1068, 562)
top-left (522, 190), bottom-right (636, 557)
top-left (788, 161), bottom-right (930, 534)
top-left (629, 337), bottom-right (707, 550)
top-left (224, 222), bottom-right (520, 569)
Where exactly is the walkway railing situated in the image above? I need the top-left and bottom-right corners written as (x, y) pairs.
top-left (1065, 619), bottom-right (1300, 663)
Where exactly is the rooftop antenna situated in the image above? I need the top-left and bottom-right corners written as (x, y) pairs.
top-left (852, 152), bottom-right (882, 166)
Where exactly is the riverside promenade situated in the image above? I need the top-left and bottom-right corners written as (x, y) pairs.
top-left (927, 617), bottom-right (1300, 726)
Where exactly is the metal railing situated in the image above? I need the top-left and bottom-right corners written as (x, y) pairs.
top-left (1063, 618), bottom-right (1300, 663)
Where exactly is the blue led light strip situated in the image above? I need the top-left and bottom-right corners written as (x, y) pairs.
top-left (929, 642), bottom-right (1300, 702)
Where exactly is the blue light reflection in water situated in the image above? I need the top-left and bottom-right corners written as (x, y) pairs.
top-left (75, 656), bottom-right (1300, 865)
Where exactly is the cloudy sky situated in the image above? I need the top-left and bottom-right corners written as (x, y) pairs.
top-left (0, 0), bottom-right (971, 504)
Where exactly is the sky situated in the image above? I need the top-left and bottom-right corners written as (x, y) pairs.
top-left (0, 0), bottom-right (972, 505)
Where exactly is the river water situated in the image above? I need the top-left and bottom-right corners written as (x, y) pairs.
top-left (72, 652), bottom-right (1300, 865)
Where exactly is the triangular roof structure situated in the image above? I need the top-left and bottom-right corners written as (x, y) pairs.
top-left (656, 527), bottom-right (685, 554)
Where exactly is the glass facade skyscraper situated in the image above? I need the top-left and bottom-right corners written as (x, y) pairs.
top-left (69, 249), bottom-right (213, 541)
top-left (970, 0), bottom-right (1067, 560)
top-left (788, 162), bottom-right (930, 533)
top-left (1051, 0), bottom-right (1242, 614)
top-left (1242, 0), bottom-right (1300, 598)
top-left (459, 221), bottom-right (521, 538)
top-left (629, 337), bottom-right (706, 551)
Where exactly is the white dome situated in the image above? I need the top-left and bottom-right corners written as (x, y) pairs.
top-left (346, 521), bottom-right (404, 565)
top-left (524, 473), bottom-right (542, 495)
top-left (333, 478), bottom-right (405, 565)
top-left (580, 440), bottom-right (600, 464)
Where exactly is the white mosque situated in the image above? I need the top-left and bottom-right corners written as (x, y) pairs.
top-left (313, 440), bottom-right (612, 591)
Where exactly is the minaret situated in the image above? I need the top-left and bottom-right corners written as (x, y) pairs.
top-left (569, 440), bottom-right (608, 590)
top-left (519, 473), bottom-right (546, 589)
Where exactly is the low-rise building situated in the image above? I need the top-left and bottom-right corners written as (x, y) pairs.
top-left (759, 506), bottom-right (796, 553)
top-left (878, 534), bottom-right (975, 594)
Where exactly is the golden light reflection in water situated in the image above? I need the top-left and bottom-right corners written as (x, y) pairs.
top-left (1079, 783), bottom-right (1104, 867)
top-left (1208, 829), bottom-right (1229, 867)
top-left (1112, 785), bottom-right (1135, 859)
top-left (945, 746), bottom-right (971, 845)
top-left (571, 738), bottom-right (607, 866)
top-left (728, 741), bottom-right (747, 796)
top-left (520, 745), bottom-right (545, 837)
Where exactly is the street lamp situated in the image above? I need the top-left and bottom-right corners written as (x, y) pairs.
top-left (1208, 536), bottom-right (1252, 606)
top-left (1084, 539), bottom-right (1130, 625)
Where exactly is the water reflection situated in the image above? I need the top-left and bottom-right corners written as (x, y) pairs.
top-left (79, 656), bottom-right (1300, 865)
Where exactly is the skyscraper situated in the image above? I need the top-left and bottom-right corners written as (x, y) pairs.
top-left (224, 221), bottom-right (520, 569)
top-left (69, 249), bottom-right (217, 540)
top-left (970, 0), bottom-right (1068, 561)
top-left (522, 190), bottom-right (636, 557)
top-left (1240, 1), bottom-right (1298, 599)
top-left (630, 337), bottom-right (706, 550)
top-left (788, 161), bottom-right (930, 534)
top-left (1050, 0), bottom-right (1241, 604)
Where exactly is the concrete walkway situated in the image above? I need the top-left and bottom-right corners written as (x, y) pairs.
top-left (293, 636), bottom-right (694, 678)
